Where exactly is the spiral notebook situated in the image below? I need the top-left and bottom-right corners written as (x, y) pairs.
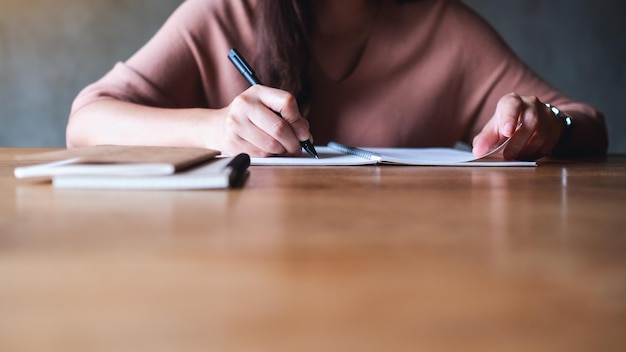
top-left (251, 140), bottom-right (536, 167)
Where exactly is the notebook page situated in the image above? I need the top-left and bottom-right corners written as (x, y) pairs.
top-left (250, 147), bottom-right (376, 166)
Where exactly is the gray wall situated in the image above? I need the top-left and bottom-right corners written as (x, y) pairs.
top-left (1, 0), bottom-right (624, 152)
top-left (0, 0), bottom-right (181, 147)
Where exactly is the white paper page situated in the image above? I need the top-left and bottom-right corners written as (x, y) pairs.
top-left (372, 147), bottom-right (485, 164)
top-left (251, 143), bottom-right (535, 167)
top-left (328, 138), bottom-right (534, 166)
top-left (372, 147), bottom-right (534, 166)
top-left (14, 158), bottom-right (176, 179)
top-left (52, 157), bottom-right (236, 190)
top-left (251, 147), bottom-right (377, 166)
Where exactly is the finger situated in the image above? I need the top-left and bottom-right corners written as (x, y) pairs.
top-left (523, 130), bottom-right (554, 160)
top-left (503, 100), bottom-right (540, 160)
top-left (251, 85), bottom-right (311, 141)
top-left (230, 90), bottom-right (306, 154)
top-left (244, 100), bottom-right (303, 154)
top-left (496, 93), bottom-right (524, 138)
top-left (238, 123), bottom-right (289, 155)
top-left (472, 118), bottom-right (503, 157)
top-left (225, 98), bottom-right (288, 155)
top-left (512, 102), bottom-right (563, 160)
top-left (224, 132), bottom-right (277, 158)
top-left (473, 93), bottom-right (525, 158)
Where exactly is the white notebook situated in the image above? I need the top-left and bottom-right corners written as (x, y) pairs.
top-left (50, 155), bottom-right (250, 190)
top-left (251, 141), bottom-right (536, 167)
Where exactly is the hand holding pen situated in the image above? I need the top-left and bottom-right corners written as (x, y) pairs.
top-left (228, 48), bottom-right (318, 159)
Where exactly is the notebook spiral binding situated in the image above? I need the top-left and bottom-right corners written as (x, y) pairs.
top-left (327, 142), bottom-right (383, 162)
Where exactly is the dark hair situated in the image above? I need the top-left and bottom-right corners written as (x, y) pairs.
top-left (256, 0), bottom-right (418, 107)
top-left (256, 1), bottom-right (313, 106)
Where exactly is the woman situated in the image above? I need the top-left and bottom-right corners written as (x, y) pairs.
top-left (66, 0), bottom-right (608, 160)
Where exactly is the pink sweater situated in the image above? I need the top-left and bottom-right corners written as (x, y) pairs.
top-left (72, 0), bottom-right (601, 147)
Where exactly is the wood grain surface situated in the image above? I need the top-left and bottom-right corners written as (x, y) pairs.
top-left (1, 149), bottom-right (625, 352)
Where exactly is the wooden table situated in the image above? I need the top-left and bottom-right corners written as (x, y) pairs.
top-left (1, 148), bottom-right (625, 352)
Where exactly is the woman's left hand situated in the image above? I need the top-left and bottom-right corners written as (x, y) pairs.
top-left (472, 93), bottom-right (563, 160)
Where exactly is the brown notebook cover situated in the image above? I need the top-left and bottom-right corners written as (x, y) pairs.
top-left (19, 145), bottom-right (220, 171)
top-left (14, 145), bottom-right (222, 179)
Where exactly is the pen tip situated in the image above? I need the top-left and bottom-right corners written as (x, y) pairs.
top-left (301, 140), bottom-right (319, 159)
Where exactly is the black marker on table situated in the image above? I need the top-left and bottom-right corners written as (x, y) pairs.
top-left (228, 48), bottom-right (319, 159)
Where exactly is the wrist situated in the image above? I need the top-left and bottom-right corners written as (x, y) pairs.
top-left (195, 107), bottom-right (227, 151)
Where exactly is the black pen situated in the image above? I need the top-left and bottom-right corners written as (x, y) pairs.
top-left (228, 48), bottom-right (319, 159)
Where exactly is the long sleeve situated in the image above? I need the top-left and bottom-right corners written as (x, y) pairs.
top-left (71, 0), bottom-right (258, 114)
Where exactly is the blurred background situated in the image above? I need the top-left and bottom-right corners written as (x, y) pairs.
top-left (1, 0), bottom-right (624, 151)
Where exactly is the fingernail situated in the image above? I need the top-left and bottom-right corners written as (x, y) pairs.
top-left (504, 122), bottom-right (514, 135)
top-left (296, 128), bottom-right (309, 141)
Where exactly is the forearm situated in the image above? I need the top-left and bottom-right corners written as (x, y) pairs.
top-left (66, 100), bottom-right (225, 150)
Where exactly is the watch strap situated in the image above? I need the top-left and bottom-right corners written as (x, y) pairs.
top-left (546, 103), bottom-right (573, 156)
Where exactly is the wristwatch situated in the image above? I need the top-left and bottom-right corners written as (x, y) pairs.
top-left (545, 103), bottom-right (573, 156)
